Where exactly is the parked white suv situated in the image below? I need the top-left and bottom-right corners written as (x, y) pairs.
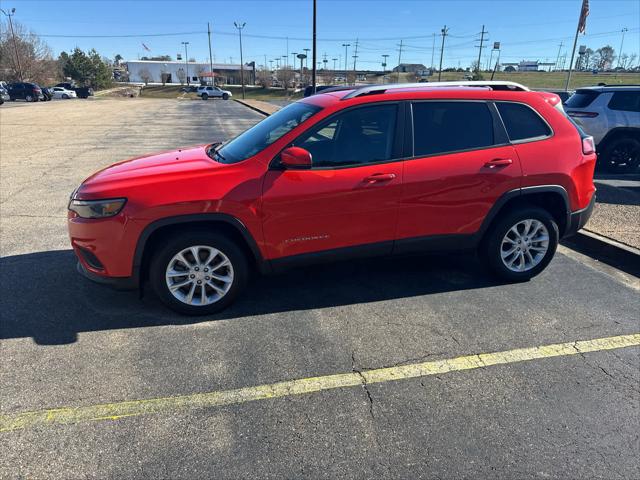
top-left (197, 85), bottom-right (232, 100)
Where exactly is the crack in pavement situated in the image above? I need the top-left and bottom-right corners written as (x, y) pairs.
top-left (351, 350), bottom-right (375, 419)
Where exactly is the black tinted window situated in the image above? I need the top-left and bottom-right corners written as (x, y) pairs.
top-left (496, 102), bottom-right (551, 141)
top-left (296, 104), bottom-right (398, 167)
top-left (565, 90), bottom-right (600, 108)
top-left (412, 102), bottom-right (495, 156)
top-left (608, 91), bottom-right (640, 112)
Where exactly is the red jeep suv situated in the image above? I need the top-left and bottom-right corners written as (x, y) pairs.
top-left (68, 81), bottom-right (596, 315)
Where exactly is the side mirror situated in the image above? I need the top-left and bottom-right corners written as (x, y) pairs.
top-left (280, 146), bottom-right (312, 169)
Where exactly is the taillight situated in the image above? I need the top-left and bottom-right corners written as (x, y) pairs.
top-left (582, 136), bottom-right (595, 155)
top-left (568, 111), bottom-right (599, 118)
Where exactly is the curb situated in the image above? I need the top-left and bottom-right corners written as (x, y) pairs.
top-left (233, 99), bottom-right (272, 116)
top-left (562, 230), bottom-right (640, 278)
top-left (233, 99), bottom-right (271, 116)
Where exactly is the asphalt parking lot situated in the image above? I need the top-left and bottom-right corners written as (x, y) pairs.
top-left (1, 98), bottom-right (639, 479)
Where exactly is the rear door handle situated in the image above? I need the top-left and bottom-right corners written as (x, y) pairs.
top-left (364, 173), bottom-right (396, 183)
top-left (484, 158), bottom-right (513, 168)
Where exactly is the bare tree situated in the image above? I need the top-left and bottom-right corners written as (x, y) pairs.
top-left (256, 67), bottom-right (272, 88)
top-left (176, 68), bottom-right (186, 85)
top-left (594, 45), bottom-right (615, 70)
top-left (139, 67), bottom-right (152, 85)
top-left (0, 19), bottom-right (57, 84)
top-left (276, 67), bottom-right (294, 92)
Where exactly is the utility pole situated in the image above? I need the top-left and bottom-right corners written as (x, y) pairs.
top-left (312, 0), bottom-right (317, 93)
top-left (342, 43), bottom-right (350, 84)
top-left (476, 24), bottom-right (487, 73)
top-left (207, 22), bottom-right (214, 86)
top-left (438, 26), bottom-right (448, 81)
top-left (618, 27), bottom-right (628, 67)
top-left (182, 41), bottom-right (190, 85)
top-left (233, 22), bottom-right (246, 99)
top-left (303, 48), bottom-right (311, 70)
top-left (332, 57), bottom-right (337, 71)
top-left (382, 54), bottom-right (389, 83)
top-left (555, 41), bottom-right (564, 71)
top-left (352, 38), bottom-right (359, 71)
top-left (269, 59), bottom-right (273, 71)
top-left (431, 32), bottom-right (436, 72)
top-left (397, 39), bottom-right (403, 82)
top-left (1, 8), bottom-right (23, 81)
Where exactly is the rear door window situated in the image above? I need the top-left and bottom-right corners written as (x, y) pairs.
top-left (608, 91), bottom-right (640, 112)
top-left (565, 90), bottom-right (600, 108)
top-left (496, 102), bottom-right (551, 142)
top-left (411, 101), bottom-right (495, 156)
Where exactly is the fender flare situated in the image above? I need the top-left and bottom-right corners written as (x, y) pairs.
top-left (476, 185), bottom-right (570, 238)
top-left (132, 213), bottom-right (267, 280)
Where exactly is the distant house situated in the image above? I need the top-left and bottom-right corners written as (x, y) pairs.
top-left (393, 63), bottom-right (429, 76)
top-left (501, 60), bottom-right (555, 72)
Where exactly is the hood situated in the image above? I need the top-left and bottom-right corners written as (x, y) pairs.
top-left (77, 145), bottom-right (221, 198)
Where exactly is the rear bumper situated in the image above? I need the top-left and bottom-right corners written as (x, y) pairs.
top-left (564, 194), bottom-right (596, 238)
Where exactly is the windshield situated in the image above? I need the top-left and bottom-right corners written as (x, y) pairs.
top-left (215, 102), bottom-right (321, 164)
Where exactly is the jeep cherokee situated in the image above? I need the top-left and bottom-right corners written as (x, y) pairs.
top-left (68, 81), bottom-right (597, 315)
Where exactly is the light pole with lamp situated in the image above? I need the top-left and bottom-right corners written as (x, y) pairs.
top-left (233, 22), bottom-right (246, 99)
top-left (342, 43), bottom-right (350, 84)
top-left (181, 41), bottom-right (190, 85)
top-left (1, 7), bottom-right (23, 81)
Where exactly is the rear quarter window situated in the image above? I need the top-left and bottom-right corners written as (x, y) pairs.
top-left (608, 91), bottom-right (640, 112)
top-left (565, 90), bottom-right (600, 108)
top-left (496, 102), bottom-right (551, 142)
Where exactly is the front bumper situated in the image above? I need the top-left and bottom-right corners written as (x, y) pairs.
top-left (564, 194), bottom-right (596, 238)
top-left (76, 261), bottom-right (137, 290)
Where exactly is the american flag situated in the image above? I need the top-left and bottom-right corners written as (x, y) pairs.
top-left (578, 0), bottom-right (589, 34)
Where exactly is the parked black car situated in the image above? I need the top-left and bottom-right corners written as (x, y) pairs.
top-left (180, 85), bottom-right (199, 93)
top-left (7, 82), bottom-right (43, 102)
top-left (41, 87), bottom-right (53, 101)
top-left (0, 86), bottom-right (9, 105)
top-left (54, 82), bottom-right (94, 99)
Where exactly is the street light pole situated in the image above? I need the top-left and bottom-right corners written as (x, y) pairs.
top-left (1, 8), bottom-right (23, 81)
top-left (234, 21), bottom-right (246, 99)
top-left (342, 43), bottom-right (350, 84)
top-left (311, 0), bottom-right (317, 94)
top-left (207, 22), bottom-right (214, 86)
top-left (382, 54), bottom-right (389, 83)
top-left (181, 41), bottom-right (190, 85)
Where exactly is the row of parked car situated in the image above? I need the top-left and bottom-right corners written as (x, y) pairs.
top-left (0, 82), bottom-right (94, 105)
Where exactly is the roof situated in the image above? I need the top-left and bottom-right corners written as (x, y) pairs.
top-left (575, 84), bottom-right (640, 92)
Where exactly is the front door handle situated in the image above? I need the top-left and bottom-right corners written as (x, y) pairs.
top-left (364, 173), bottom-right (396, 183)
top-left (484, 158), bottom-right (513, 168)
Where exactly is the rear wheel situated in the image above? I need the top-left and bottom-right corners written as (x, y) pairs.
top-left (202, 93), bottom-right (209, 100)
top-left (601, 136), bottom-right (640, 173)
top-left (149, 232), bottom-right (249, 315)
top-left (481, 206), bottom-right (559, 282)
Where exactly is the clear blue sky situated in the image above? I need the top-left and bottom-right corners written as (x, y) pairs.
top-left (6, 0), bottom-right (640, 69)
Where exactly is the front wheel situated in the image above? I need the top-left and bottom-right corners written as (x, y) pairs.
top-left (481, 206), bottom-right (559, 282)
top-left (62, 94), bottom-right (69, 99)
top-left (222, 93), bottom-right (229, 100)
top-left (149, 232), bottom-right (249, 315)
top-left (25, 94), bottom-right (34, 102)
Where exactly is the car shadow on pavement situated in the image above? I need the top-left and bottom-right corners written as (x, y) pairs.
top-left (1, 249), bottom-right (502, 345)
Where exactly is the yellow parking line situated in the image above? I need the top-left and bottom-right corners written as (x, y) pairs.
top-left (2, 333), bottom-right (639, 433)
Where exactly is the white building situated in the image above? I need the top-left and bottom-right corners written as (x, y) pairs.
top-left (125, 60), bottom-right (252, 85)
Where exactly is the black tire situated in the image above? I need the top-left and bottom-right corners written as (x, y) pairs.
top-left (149, 232), bottom-right (249, 315)
top-left (222, 93), bottom-right (229, 100)
top-left (26, 94), bottom-right (34, 102)
top-left (202, 93), bottom-right (209, 100)
top-left (481, 206), bottom-right (559, 282)
top-left (600, 136), bottom-right (640, 173)
top-left (62, 94), bottom-right (69, 99)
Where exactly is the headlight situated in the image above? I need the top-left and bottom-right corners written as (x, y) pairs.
top-left (68, 198), bottom-right (127, 218)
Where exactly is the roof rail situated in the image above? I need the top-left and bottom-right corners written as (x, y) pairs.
top-left (341, 81), bottom-right (530, 100)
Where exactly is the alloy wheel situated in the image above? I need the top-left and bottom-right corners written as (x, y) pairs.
top-left (165, 245), bottom-right (234, 306)
top-left (500, 219), bottom-right (549, 272)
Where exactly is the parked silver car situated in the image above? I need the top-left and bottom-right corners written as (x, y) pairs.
top-left (565, 85), bottom-right (640, 172)
top-left (196, 85), bottom-right (232, 100)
